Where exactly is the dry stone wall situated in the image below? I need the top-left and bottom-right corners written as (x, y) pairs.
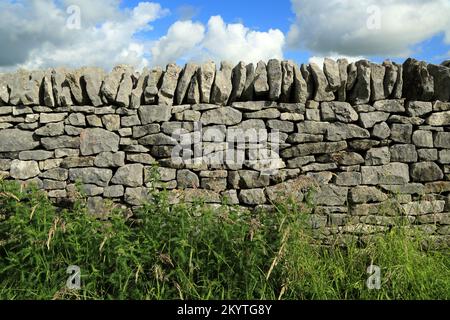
top-left (1, 57), bottom-right (450, 246)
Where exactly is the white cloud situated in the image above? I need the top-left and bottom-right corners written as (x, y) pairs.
top-left (287, 0), bottom-right (450, 57)
top-left (150, 15), bottom-right (285, 67)
top-left (0, 0), bottom-right (169, 71)
top-left (309, 54), bottom-right (366, 68)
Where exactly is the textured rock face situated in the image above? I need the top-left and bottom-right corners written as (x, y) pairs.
top-left (1, 58), bottom-right (450, 246)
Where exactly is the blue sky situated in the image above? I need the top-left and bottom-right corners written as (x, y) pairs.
top-left (0, 0), bottom-right (449, 70)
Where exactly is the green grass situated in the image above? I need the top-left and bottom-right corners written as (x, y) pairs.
top-left (0, 177), bottom-right (448, 300)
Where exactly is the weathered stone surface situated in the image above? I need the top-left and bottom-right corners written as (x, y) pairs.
top-left (138, 133), bottom-right (177, 146)
top-left (68, 167), bottom-right (112, 187)
top-left (0, 129), bottom-right (39, 151)
top-left (129, 68), bottom-right (149, 109)
top-left (434, 132), bottom-right (450, 148)
top-left (292, 63), bottom-right (308, 103)
top-left (82, 67), bottom-right (105, 107)
top-left (124, 187), bottom-right (151, 206)
top-left (336, 59), bottom-right (348, 101)
top-left (281, 141), bottom-right (347, 158)
top-left (349, 186), bottom-right (387, 204)
top-left (239, 188), bottom-right (266, 205)
top-left (111, 164), bottom-right (143, 187)
top-left (186, 72), bottom-right (201, 104)
top-left (321, 102), bottom-right (358, 123)
top-left (300, 64), bottom-right (315, 101)
top-left (201, 107), bottom-right (242, 125)
top-left (177, 169), bottom-right (199, 189)
top-left (254, 61), bottom-right (269, 98)
top-left (310, 63), bottom-right (334, 102)
top-left (241, 63), bottom-right (255, 101)
top-left (403, 58), bottom-right (434, 101)
top-left (229, 62), bottom-right (247, 103)
top-left (265, 178), bottom-right (304, 203)
top-left (370, 63), bottom-right (386, 101)
top-left (336, 172), bottom-right (361, 186)
top-left (280, 61), bottom-right (295, 102)
top-left (41, 136), bottom-right (80, 150)
top-left (313, 185), bottom-right (348, 206)
top-left (412, 130), bottom-right (433, 148)
top-left (390, 144), bottom-right (417, 163)
top-left (100, 65), bottom-right (129, 104)
top-left (94, 151), bottom-right (125, 168)
top-left (102, 114), bottom-right (120, 131)
top-left (361, 163), bottom-right (410, 185)
top-left (176, 63), bottom-right (198, 105)
top-left (139, 105), bottom-right (172, 124)
top-left (323, 58), bottom-right (340, 91)
top-left (402, 201), bottom-right (445, 216)
top-left (373, 99), bottom-right (405, 112)
top-left (19, 150), bottom-right (53, 161)
top-left (40, 113), bottom-right (67, 124)
top-left (390, 124), bottom-right (412, 143)
top-left (406, 101), bottom-right (432, 117)
top-left (80, 128), bottom-right (119, 155)
top-left (327, 123), bottom-right (370, 141)
top-left (198, 61), bottom-right (216, 103)
top-left (51, 68), bottom-right (73, 107)
top-left (383, 61), bottom-right (398, 98)
top-left (427, 64), bottom-right (450, 102)
top-left (115, 70), bottom-right (133, 108)
top-left (144, 67), bottom-right (163, 104)
top-left (359, 112), bottom-right (390, 129)
top-left (349, 60), bottom-right (371, 105)
top-left (10, 160), bottom-right (40, 180)
top-left (427, 111), bottom-right (450, 126)
top-left (366, 147), bottom-right (390, 166)
top-left (410, 162), bottom-right (443, 182)
top-left (267, 59), bottom-right (282, 100)
top-left (158, 63), bottom-right (182, 106)
top-left (211, 61), bottom-right (233, 105)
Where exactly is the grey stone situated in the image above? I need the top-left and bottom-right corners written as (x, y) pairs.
top-left (158, 63), bottom-right (182, 106)
top-left (241, 63), bottom-right (255, 101)
top-left (79, 128), bottom-right (119, 155)
top-left (407, 101), bottom-right (432, 117)
top-left (390, 144), bottom-right (417, 163)
top-left (198, 61), bottom-right (216, 103)
top-left (0, 129), bottom-right (39, 152)
top-left (201, 107), bottom-right (242, 125)
top-left (359, 112), bottom-right (390, 128)
top-left (115, 71), bottom-right (133, 107)
top-left (280, 61), bottom-right (295, 102)
top-left (42, 74), bottom-right (55, 107)
top-left (434, 132), bottom-right (450, 149)
top-left (104, 185), bottom-right (124, 198)
top-left (244, 108), bottom-right (280, 119)
top-left (403, 58), bottom-right (434, 101)
top-left (287, 156), bottom-right (315, 168)
top-left (326, 123), bottom-right (370, 141)
top-left (402, 201), bottom-right (445, 216)
top-left (433, 101), bottom-right (450, 112)
top-left (239, 189), bottom-right (266, 205)
top-left (438, 150), bottom-right (450, 164)
top-left (366, 147), bottom-right (390, 165)
top-left (19, 150), bottom-right (53, 161)
top-left (388, 115), bottom-right (425, 126)
top-left (127, 153), bottom-right (156, 165)
top-left (82, 67), bottom-right (105, 107)
top-left (65, 125), bottom-right (82, 136)
top-left (370, 63), bottom-right (386, 101)
top-left (412, 131), bottom-right (433, 148)
top-left (69, 167), bottom-right (112, 187)
top-left (410, 162), bottom-right (443, 182)
top-left (346, 62), bottom-right (357, 91)
top-left (323, 58), bottom-right (340, 91)
top-left (111, 164), bottom-right (143, 187)
top-left (40, 113), bottom-right (67, 124)
top-left (337, 59), bottom-right (348, 101)
top-left (186, 71), bottom-right (201, 104)
top-left (176, 63), bottom-right (198, 105)
top-left (361, 163), bottom-right (410, 185)
top-left (254, 61), bottom-right (269, 98)
top-left (292, 63), bottom-right (307, 103)
top-left (177, 169), bottom-right (199, 189)
top-left (392, 63), bottom-right (403, 99)
top-left (383, 61), bottom-right (398, 97)
top-left (51, 69), bottom-right (74, 107)
top-left (349, 60), bottom-right (371, 105)
top-left (229, 62), bottom-right (247, 103)
top-left (300, 64), bottom-right (315, 100)
top-left (35, 122), bottom-right (64, 137)
top-left (94, 151), bottom-right (125, 167)
top-left (373, 99), bottom-right (405, 112)
top-left (211, 61), bottom-right (233, 105)
top-left (139, 105), bottom-right (172, 124)
top-left (297, 121), bottom-right (329, 135)
top-left (67, 113), bottom-right (86, 126)
top-left (144, 67), bottom-right (163, 104)
top-left (313, 185), bottom-right (348, 206)
top-left (101, 114), bottom-right (119, 131)
top-left (130, 68), bottom-right (149, 109)
top-left (41, 136), bottom-right (80, 150)
top-left (390, 123), bottom-right (413, 143)
top-left (336, 172), bottom-right (361, 186)
top-left (427, 64), bottom-right (450, 102)
top-left (267, 120), bottom-right (294, 132)
top-left (349, 186), bottom-right (387, 204)
top-left (427, 111), bottom-right (450, 126)
top-left (267, 59), bottom-right (282, 100)
top-left (418, 149), bottom-right (438, 161)
top-left (281, 141), bottom-right (347, 158)
top-left (321, 101), bottom-right (358, 123)
top-left (10, 160), bottom-right (40, 179)
top-left (101, 65), bottom-right (128, 104)
top-left (310, 62), bottom-right (334, 101)
top-left (60, 156), bottom-right (94, 168)
top-left (138, 133), bottom-right (177, 146)
top-left (124, 187), bottom-right (151, 206)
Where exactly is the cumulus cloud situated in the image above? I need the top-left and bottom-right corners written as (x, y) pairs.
top-left (309, 54), bottom-right (366, 68)
top-left (150, 15), bottom-right (285, 67)
top-left (287, 0), bottom-right (450, 57)
top-left (0, 0), bottom-right (169, 71)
